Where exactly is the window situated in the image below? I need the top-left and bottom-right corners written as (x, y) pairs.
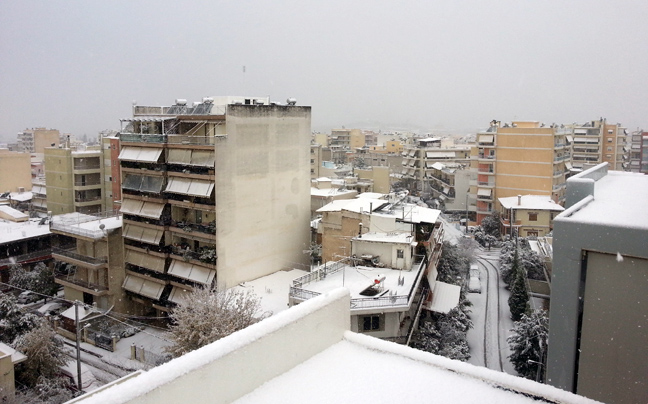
top-left (397, 249), bottom-right (404, 259)
top-left (360, 314), bottom-right (384, 332)
top-left (528, 212), bottom-right (538, 221)
top-left (310, 159), bottom-right (314, 164)
top-left (607, 138), bottom-right (613, 143)
top-left (607, 146), bottom-right (612, 152)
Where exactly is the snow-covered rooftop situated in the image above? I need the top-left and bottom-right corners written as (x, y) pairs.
top-left (8, 191), bottom-right (32, 202)
top-left (316, 197), bottom-right (388, 213)
top-left (560, 169), bottom-right (648, 229)
top-left (499, 195), bottom-right (565, 211)
top-left (356, 192), bottom-right (385, 199)
top-left (50, 212), bottom-right (122, 239)
top-left (0, 205), bottom-right (28, 221)
top-left (233, 269), bottom-right (308, 316)
top-left (0, 217), bottom-right (51, 244)
top-left (310, 187), bottom-right (356, 197)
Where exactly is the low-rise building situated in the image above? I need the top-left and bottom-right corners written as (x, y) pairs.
top-left (0, 216), bottom-right (52, 286)
top-left (498, 195), bottom-right (564, 238)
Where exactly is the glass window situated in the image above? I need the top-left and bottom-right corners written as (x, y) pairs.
top-left (528, 212), bottom-right (538, 221)
top-left (397, 249), bottom-right (404, 259)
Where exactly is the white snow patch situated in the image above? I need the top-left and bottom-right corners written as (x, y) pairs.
top-left (616, 252), bottom-right (623, 262)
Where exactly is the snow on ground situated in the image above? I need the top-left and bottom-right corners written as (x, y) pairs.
top-left (438, 214), bottom-right (466, 244)
top-left (233, 269), bottom-right (308, 316)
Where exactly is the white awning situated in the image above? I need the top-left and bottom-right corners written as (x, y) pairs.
top-left (123, 224), bottom-right (163, 244)
top-left (168, 286), bottom-right (193, 305)
top-left (168, 259), bottom-right (216, 285)
top-left (431, 162), bottom-right (445, 170)
top-left (426, 151), bottom-right (455, 159)
top-left (32, 199), bottom-right (47, 208)
top-left (402, 160), bottom-right (408, 166)
top-left (118, 146), bottom-right (163, 162)
top-left (32, 185), bottom-right (46, 195)
top-left (574, 129), bottom-right (587, 134)
top-left (566, 135), bottom-right (574, 143)
top-left (438, 194), bottom-right (447, 201)
top-left (139, 201), bottom-right (165, 219)
top-left (477, 188), bottom-right (492, 196)
top-left (120, 199), bottom-right (144, 215)
top-left (168, 149), bottom-right (193, 165)
top-left (190, 151), bottom-right (215, 167)
top-left (478, 135), bottom-right (494, 143)
top-left (442, 186), bottom-right (450, 194)
top-left (166, 178), bottom-right (214, 197)
top-left (425, 281), bottom-right (461, 314)
top-left (565, 161), bottom-right (573, 170)
top-left (122, 274), bottom-right (165, 300)
top-left (408, 150), bottom-right (416, 157)
top-left (125, 249), bottom-right (166, 273)
top-left (574, 137), bottom-right (598, 144)
top-left (402, 168), bottom-right (409, 175)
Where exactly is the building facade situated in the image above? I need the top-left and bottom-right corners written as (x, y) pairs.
top-left (0, 148), bottom-right (32, 193)
top-left (117, 97), bottom-right (311, 316)
top-left (16, 128), bottom-right (60, 154)
top-left (546, 163), bottom-right (648, 404)
top-left (498, 194), bottom-right (564, 238)
top-left (470, 121), bottom-right (570, 224)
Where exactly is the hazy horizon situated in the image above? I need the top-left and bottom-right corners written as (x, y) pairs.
top-left (2, 1), bottom-right (647, 142)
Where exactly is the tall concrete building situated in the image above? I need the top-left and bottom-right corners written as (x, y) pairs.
top-left (625, 129), bottom-right (645, 172)
top-left (547, 163), bottom-right (648, 404)
top-left (569, 119), bottom-right (626, 171)
top-left (16, 128), bottom-right (60, 153)
top-left (118, 96), bottom-right (311, 316)
top-left (44, 145), bottom-right (106, 215)
top-left (470, 121), bottom-right (570, 224)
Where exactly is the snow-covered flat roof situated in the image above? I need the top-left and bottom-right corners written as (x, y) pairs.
top-left (356, 192), bottom-right (385, 199)
top-left (561, 170), bottom-right (648, 229)
top-left (295, 262), bottom-right (422, 302)
top-left (50, 213), bottom-right (122, 239)
top-left (499, 195), bottom-right (565, 211)
top-left (316, 198), bottom-right (388, 213)
top-left (0, 218), bottom-right (51, 244)
top-left (8, 191), bottom-right (32, 202)
top-left (233, 269), bottom-right (309, 316)
top-left (310, 187), bottom-right (356, 197)
top-left (0, 205), bottom-right (29, 221)
top-left (235, 332), bottom-right (594, 404)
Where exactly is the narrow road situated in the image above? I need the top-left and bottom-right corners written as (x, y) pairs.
top-left (476, 249), bottom-right (503, 372)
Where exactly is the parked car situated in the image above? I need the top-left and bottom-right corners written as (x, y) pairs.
top-left (468, 276), bottom-right (481, 294)
top-left (469, 264), bottom-right (480, 279)
top-left (17, 291), bottom-right (40, 304)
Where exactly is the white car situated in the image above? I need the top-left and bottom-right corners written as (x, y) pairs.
top-left (17, 291), bottom-right (40, 305)
top-left (37, 302), bottom-right (67, 316)
top-left (468, 276), bottom-right (481, 294)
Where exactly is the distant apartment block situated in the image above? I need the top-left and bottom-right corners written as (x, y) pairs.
top-left (44, 145), bottom-right (106, 215)
top-left (101, 132), bottom-right (122, 211)
top-left (470, 121), bottom-right (570, 224)
top-left (330, 128), bottom-right (364, 150)
top-left (624, 129), bottom-right (645, 173)
top-left (0, 148), bottom-right (32, 194)
top-left (117, 96), bottom-right (310, 317)
top-left (30, 177), bottom-right (47, 215)
top-left (0, 216), bottom-right (52, 286)
top-left (16, 127), bottom-right (60, 153)
top-left (569, 119), bottom-right (626, 171)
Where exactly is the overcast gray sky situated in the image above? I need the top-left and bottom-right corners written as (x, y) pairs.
top-left (1, 0), bottom-right (647, 140)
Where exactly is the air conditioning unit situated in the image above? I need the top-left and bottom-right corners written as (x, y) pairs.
top-left (18, 187), bottom-right (25, 193)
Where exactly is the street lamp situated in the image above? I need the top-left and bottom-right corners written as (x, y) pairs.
top-left (527, 359), bottom-right (545, 383)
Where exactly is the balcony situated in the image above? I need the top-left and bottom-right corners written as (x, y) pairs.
top-left (477, 166), bottom-right (494, 174)
top-left (55, 275), bottom-right (109, 296)
top-left (170, 220), bottom-right (216, 238)
top-left (120, 133), bottom-right (220, 146)
top-left (52, 248), bottom-right (108, 269)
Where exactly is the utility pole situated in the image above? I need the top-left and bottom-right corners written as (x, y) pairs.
top-left (465, 193), bottom-right (469, 234)
top-left (74, 301), bottom-right (83, 392)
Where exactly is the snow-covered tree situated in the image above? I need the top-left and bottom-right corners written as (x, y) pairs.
top-left (8, 263), bottom-right (58, 299)
top-left (508, 310), bottom-right (549, 382)
top-left (0, 293), bottom-right (39, 344)
top-left (480, 211), bottom-right (501, 238)
top-left (413, 302), bottom-right (472, 362)
top-left (12, 376), bottom-right (74, 404)
top-left (436, 242), bottom-right (470, 285)
top-left (508, 261), bottom-right (530, 322)
top-left (165, 287), bottom-right (269, 358)
top-left (13, 321), bottom-right (68, 387)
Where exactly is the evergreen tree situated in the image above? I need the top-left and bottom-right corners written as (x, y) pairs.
top-left (508, 261), bottom-right (530, 321)
top-left (508, 310), bottom-right (549, 382)
top-left (0, 294), bottom-right (39, 344)
top-left (502, 247), bottom-right (520, 288)
top-left (165, 287), bottom-right (269, 358)
top-left (13, 321), bottom-right (68, 387)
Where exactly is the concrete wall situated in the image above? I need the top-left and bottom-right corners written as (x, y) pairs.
top-left (45, 147), bottom-right (75, 214)
top-left (0, 149), bottom-right (32, 193)
top-left (73, 289), bottom-right (350, 404)
top-left (0, 349), bottom-right (16, 401)
top-left (215, 105), bottom-right (311, 288)
top-left (547, 206), bottom-right (648, 404)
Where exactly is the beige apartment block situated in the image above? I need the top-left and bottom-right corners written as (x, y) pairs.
top-left (51, 212), bottom-right (131, 313)
top-left (17, 127), bottom-right (60, 153)
top-left (0, 149), bottom-right (32, 193)
top-left (118, 97), bottom-right (311, 317)
top-left (470, 121), bottom-right (569, 224)
top-left (310, 143), bottom-right (322, 179)
top-left (330, 128), bottom-right (364, 150)
top-left (569, 119), bottom-right (626, 171)
top-left (625, 129), bottom-right (644, 172)
top-left (44, 146), bottom-right (105, 215)
top-left (498, 194), bottom-right (564, 238)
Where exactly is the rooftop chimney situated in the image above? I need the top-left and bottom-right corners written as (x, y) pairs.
top-left (517, 195), bottom-right (522, 206)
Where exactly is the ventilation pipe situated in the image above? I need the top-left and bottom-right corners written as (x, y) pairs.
top-left (517, 195), bottom-right (522, 206)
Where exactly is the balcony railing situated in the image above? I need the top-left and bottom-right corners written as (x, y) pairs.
top-left (74, 180), bottom-right (102, 187)
top-left (74, 164), bottom-right (101, 170)
top-left (52, 248), bottom-right (108, 267)
top-left (170, 221), bottom-right (216, 235)
top-left (55, 275), bottom-right (109, 295)
top-left (120, 133), bottom-right (219, 145)
top-left (75, 195), bottom-right (102, 203)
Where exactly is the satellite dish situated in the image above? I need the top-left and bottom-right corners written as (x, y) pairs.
top-left (99, 224), bottom-right (105, 230)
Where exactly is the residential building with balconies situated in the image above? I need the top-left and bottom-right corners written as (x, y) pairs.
top-left (625, 129), bottom-right (644, 172)
top-left (469, 121), bottom-right (570, 224)
top-left (294, 195), bottom-right (447, 343)
top-left (30, 177), bottom-right (47, 215)
top-left (44, 145), bottom-right (106, 215)
top-left (49, 211), bottom-right (130, 313)
top-left (0, 215), bottom-right (52, 286)
top-left (16, 127), bottom-right (60, 154)
top-left (117, 97), bottom-right (311, 317)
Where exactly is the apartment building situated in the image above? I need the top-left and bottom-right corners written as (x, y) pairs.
top-left (470, 121), bottom-right (570, 224)
top-left (310, 143), bottom-right (322, 179)
top-left (569, 119), bottom-right (626, 171)
top-left (117, 97), bottom-right (311, 316)
top-left (50, 212), bottom-right (130, 313)
top-left (30, 177), bottom-right (47, 215)
top-left (624, 129), bottom-right (644, 172)
top-left (427, 161), bottom-right (471, 212)
top-left (400, 137), bottom-right (471, 196)
top-left (16, 127), bottom-right (60, 153)
top-left (296, 195), bottom-right (445, 343)
top-left (44, 145), bottom-right (106, 215)
top-left (101, 133), bottom-right (122, 211)
top-left (642, 131), bottom-right (648, 174)
top-left (0, 148), bottom-right (32, 193)
top-left (0, 216), bottom-right (52, 285)
top-left (330, 128), bottom-right (364, 149)
top-left (547, 163), bottom-right (648, 404)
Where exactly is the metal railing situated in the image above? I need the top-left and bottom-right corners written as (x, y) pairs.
top-left (52, 248), bottom-right (107, 266)
top-left (0, 249), bottom-right (52, 267)
top-left (120, 133), bottom-right (220, 145)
